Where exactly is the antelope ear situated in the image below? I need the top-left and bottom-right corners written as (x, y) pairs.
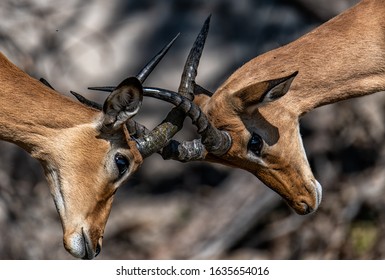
top-left (234, 71), bottom-right (298, 109)
top-left (101, 77), bottom-right (143, 131)
top-left (260, 71), bottom-right (298, 103)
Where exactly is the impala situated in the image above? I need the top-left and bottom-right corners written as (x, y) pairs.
top-left (174, 0), bottom-right (385, 214)
top-left (93, 0), bottom-right (384, 215)
top-left (0, 24), bottom-right (214, 259)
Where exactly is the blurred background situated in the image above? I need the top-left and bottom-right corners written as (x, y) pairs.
top-left (0, 0), bottom-right (384, 260)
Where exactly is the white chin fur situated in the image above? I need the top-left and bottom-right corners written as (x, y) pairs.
top-left (66, 233), bottom-right (85, 259)
top-left (314, 180), bottom-right (322, 210)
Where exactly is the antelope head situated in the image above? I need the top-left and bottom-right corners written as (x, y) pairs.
top-left (38, 77), bottom-right (153, 259)
top-left (193, 71), bottom-right (322, 215)
top-left (46, 76), bottom-right (144, 259)
top-left (3, 66), bottom-right (145, 259)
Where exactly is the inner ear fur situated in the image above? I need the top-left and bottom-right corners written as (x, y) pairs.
top-left (233, 71), bottom-right (298, 109)
top-left (101, 77), bottom-right (143, 132)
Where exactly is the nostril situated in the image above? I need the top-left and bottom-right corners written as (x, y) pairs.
top-left (95, 243), bottom-right (101, 257)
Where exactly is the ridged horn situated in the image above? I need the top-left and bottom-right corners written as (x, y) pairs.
top-left (136, 33), bottom-right (179, 83)
top-left (132, 16), bottom-right (211, 157)
top-left (143, 15), bottom-right (232, 160)
top-left (139, 87), bottom-right (231, 158)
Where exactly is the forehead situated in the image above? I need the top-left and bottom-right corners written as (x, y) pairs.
top-left (60, 124), bottom-right (108, 146)
top-left (50, 124), bottom-right (130, 162)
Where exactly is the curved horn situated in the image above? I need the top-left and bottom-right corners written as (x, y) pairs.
top-left (137, 87), bottom-right (231, 158)
top-left (177, 15), bottom-right (210, 100)
top-left (132, 16), bottom-right (212, 157)
top-left (136, 33), bottom-right (180, 83)
top-left (140, 15), bottom-right (232, 160)
top-left (85, 32), bottom-right (179, 95)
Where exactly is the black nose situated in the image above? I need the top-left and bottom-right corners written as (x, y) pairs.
top-left (95, 243), bottom-right (101, 257)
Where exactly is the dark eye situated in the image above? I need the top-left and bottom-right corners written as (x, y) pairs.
top-left (248, 132), bottom-right (263, 156)
top-left (115, 153), bottom-right (129, 177)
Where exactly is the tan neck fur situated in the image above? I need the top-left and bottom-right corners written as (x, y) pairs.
top-left (216, 0), bottom-right (385, 115)
top-left (0, 52), bottom-right (98, 155)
